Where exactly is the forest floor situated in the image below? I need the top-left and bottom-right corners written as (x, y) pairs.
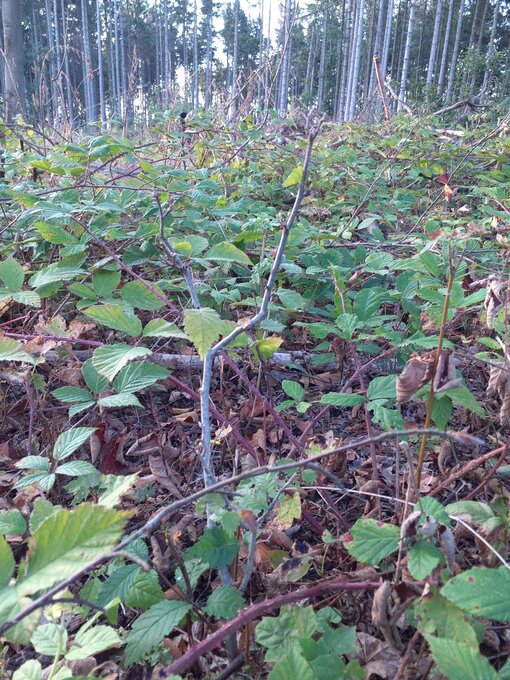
top-left (0, 111), bottom-right (510, 679)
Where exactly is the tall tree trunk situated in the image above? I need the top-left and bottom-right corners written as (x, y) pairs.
top-left (336, 0), bottom-right (352, 122)
top-left (481, 0), bottom-right (500, 95)
top-left (81, 0), bottom-right (95, 124)
top-left (96, 0), bottom-right (106, 126)
top-left (317, 5), bottom-right (329, 111)
top-left (44, 0), bottom-right (58, 124)
top-left (368, 0), bottom-right (386, 97)
top-left (277, 0), bottom-right (293, 115)
top-left (398, 0), bottom-right (416, 110)
top-left (344, 0), bottom-right (358, 119)
top-left (205, 0), bottom-right (213, 108)
top-left (192, 0), bottom-right (199, 108)
top-left (60, 0), bottom-right (73, 123)
top-left (437, 0), bottom-right (455, 97)
top-left (231, 0), bottom-right (240, 116)
top-left (347, 0), bottom-right (365, 120)
top-left (380, 0), bottom-right (394, 79)
top-left (52, 0), bottom-right (63, 123)
top-left (426, 0), bottom-right (444, 86)
top-left (446, 0), bottom-right (465, 101)
top-left (2, 0), bottom-right (25, 121)
top-left (113, 0), bottom-right (122, 115)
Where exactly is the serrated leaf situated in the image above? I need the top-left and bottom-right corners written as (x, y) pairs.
top-left (120, 280), bottom-right (165, 311)
top-left (367, 375), bottom-right (397, 402)
top-left (320, 393), bottom-right (365, 406)
top-left (52, 427), bottom-right (96, 461)
top-left (283, 165), bottom-right (303, 188)
top-left (92, 269), bottom-right (121, 298)
top-left (282, 380), bottom-right (305, 401)
top-left (30, 499), bottom-right (60, 533)
top-left (29, 264), bottom-right (84, 288)
top-left (98, 564), bottom-right (141, 605)
top-left (14, 472), bottom-right (56, 491)
top-left (91, 344), bottom-right (151, 381)
top-left (84, 304), bottom-right (142, 336)
top-left (11, 290), bottom-right (41, 307)
top-left (278, 288), bottom-right (305, 310)
top-left (98, 473), bottom-right (139, 508)
top-left (124, 600), bottom-right (192, 666)
top-left (97, 392), bottom-right (142, 408)
top-left (426, 636), bottom-right (499, 680)
top-left (204, 585), bottom-right (244, 619)
top-left (443, 385), bottom-right (486, 417)
top-left (186, 527), bottom-right (239, 569)
top-left (15, 456), bottom-right (50, 471)
top-left (0, 535), bottom-right (15, 587)
top-left (52, 386), bottom-right (94, 404)
top-left (343, 519), bottom-right (399, 565)
top-left (34, 223), bottom-right (77, 245)
top-left (204, 241), bottom-right (252, 265)
top-left (0, 258), bottom-right (24, 291)
top-left (445, 501), bottom-right (495, 525)
top-left (0, 337), bottom-right (36, 365)
top-left (124, 569), bottom-right (165, 609)
top-left (12, 659), bottom-right (42, 680)
top-left (82, 358), bottom-right (109, 393)
top-left (408, 541), bottom-right (442, 579)
top-left (55, 460), bottom-right (98, 476)
top-left (0, 509), bottom-right (27, 536)
top-left (31, 623), bottom-right (68, 656)
top-left (276, 492), bottom-right (301, 527)
top-left (269, 647), bottom-right (315, 680)
top-left (252, 337), bottom-right (284, 360)
top-left (184, 307), bottom-right (229, 360)
top-left (113, 360), bottom-right (169, 394)
top-left (65, 624), bottom-right (121, 661)
top-left (143, 318), bottom-right (188, 338)
top-left (17, 504), bottom-right (128, 596)
top-left (441, 567), bottom-right (510, 622)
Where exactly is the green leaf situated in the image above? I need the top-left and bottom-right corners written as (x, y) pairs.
top-left (84, 304), bottom-right (142, 337)
top-left (320, 393), bottom-right (365, 407)
top-left (431, 395), bottom-right (453, 430)
top-left (282, 380), bottom-right (305, 401)
top-left (143, 318), bottom-right (188, 339)
top-left (52, 427), bottom-right (97, 461)
top-left (252, 337), bottom-right (284, 360)
top-left (113, 360), bottom-right (169, 394)
top-left (277, 288), bottom-right (306, 310)
top-left (443, 385), bottom-right (486, 417)
top-left (0, 258), bottom-right (24, 291)
top-left (186, 527), bottom-right (240, 569)
top-left (120, 280), bottom-right (165, 311)
top-left (414, 590), bottom-right (478, 643)
top-left (12, 659), bottom-right (42, 680)
top-left (283, 165), bottom-right (303, 188)
top-left (124, 569), bottom-right (165, 609)
top-left (0, 337), bottom-right (36, 365)
top-left (124, 600), bottom-right (192, 666)
top-left (14, 473), bottom-right (56, 491)
top-left (11, 291), bottom-right (41, 307)
top-left (97, 393), bottom-right (142, 408)
top-left (343, 519), bottom-right (399, 565)
top-left (277, 492), bottom-right (301, 525)
top-left (426, 636), bottom-right (499, 680)
top-left (15, 455), bottom-right (50, 471)
top-left (55, 460), bottom-right (98, 477)
top-left (354, 288), bottom-right (383, 320)
top-left (256, 606), bottom-right (318, 663)
top-left (204, 584), bottom-right (244, 619)
top-left (65, 624), bottom-right (121, 661)
top-left (98, 473), bottom-right (139, 508)
top-left (82, 358), bottom-right (110, 393)
top-left (0, 509), bottom-right (27, 536)
top-left (445, 501), bottom-right (495, 525)
top-left (30, 499), bottom-right (60, 533)
top-left (419, 496), bottom-right (451, 525)
top-left (184, 307), bottom-right (228, 360)
top-left (92, 269), bottom-right (121, 298)
top-left (52, 386), bottom-right (94, 404)
top-left (29, 264), bottom-right (84, 288)
top-left (367, 375), bottom-right (397, 403)
top-left (34, 223), bottom-right (77, 245)
top-left (408, 541), bottom-right (443, 579)
top-left (17, 504), bottom-right (128, 597)
top-left (441, 567), bottom-right (510, 622)
top-left (204, 242), bottom-right (252, 266)
top-left (31, 623), bottom-right (67, 656)
top-left (0, 534), bottom-right (15, 587)
top-left (91, 344), bottom-right (151, 382)
top-left (98, 564), bottom-right (141, 605)
top-left (269, 647), bottom-right (315, 680)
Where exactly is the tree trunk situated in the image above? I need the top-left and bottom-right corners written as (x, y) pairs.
top-left (317, 6), bottom-right (329, 111)
top-left (192, 0), bottom-right (199, 108)
top-left (481, 0), bottom-right (500, 95)
top-left (60, 0), bottom-right (73, 123)
top-left (2, 0), bottom-right (25, 121)
top-left (426, 0), bottom-right (444, 86)
top-left (96, 0), bottom-right (106, 126)
top-left (445, 0), bottom-right (465, 102)
top-left (277, 0), bottom-right (293, 115)
top-left (204, 0), bottom-right (213, 108)
top-left (436, 0), bottom-right (455, 98)
top-left (230, 0), bottom-right (240, 116)
top-left (44, 0), bottom-right (58, 124)
top-left (398, 0), bottom-right (416, 110)
top-left (347, 0), bottom-right (365, 120)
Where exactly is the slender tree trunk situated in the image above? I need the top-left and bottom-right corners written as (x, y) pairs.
top-left (205, 1), bottom-right (213, 108)
top-left (113, 0), bottom-right (122, 115)
top-left (446, 0), bottom-right (465, 101)
top-left (348, 0), bottom-right (365, 120)
top-left (481, 0), bottom-right (500, 95)
top-left (368, 0), bottom-right (386, 97)
top-left (52, 0), bottom-right (63, 123)
top-left (426, 0), bottom-right (444, 86)
top-left (96, 0), bottom-right (106, 125)
top-left (337, 0), bottom-right (352, 121)
top-left (192, 0), bottom-right (199, 108)
top-left (81, 0), bottom-right (95, 123)
top-left (317, 5), bottom-right (329, 111)
top-left (2, 0), bottom-right (26, 121)
top-left (61, 0), bottom-right (73, 123)
top-left (398, 0), bottom-right (416, 110)
top-left (264, 0), bottom-right (271, 111)
top-left (44, 0), bottom-right (58, 124)
top-left (380, 0), bottom-right (394, 79)
top-left (278, 0), bottom-right (293, 115)
top-left (437, 0), bottom-right (455, 97)
top-left (344, 0), bottom-right (358, 119)
top-left (231, 0), bottom-right (240, 116)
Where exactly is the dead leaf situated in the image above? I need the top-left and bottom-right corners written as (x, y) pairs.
top-left (484, 278), bottom-right (506, 329)
top-left (355, 632), bottom-right (401, 678)
top-left (149, 455), bottom-right (183, 498)
top-left (433, 349), bottom-right (461, 393)
top-left (396, 353), bottom-right (433, 403)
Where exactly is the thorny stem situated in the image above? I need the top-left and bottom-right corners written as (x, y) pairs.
top-left (415, 255), bottom-right (457, 488)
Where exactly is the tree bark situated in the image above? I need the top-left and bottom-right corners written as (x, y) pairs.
top-left (445, 0), bottom-right (465, 102)
top-left (426, 0), bottom-right (444, 86)
top-left (2, 0), bottom-right (25, 121)
top-left (436, 0), bottom-right (455, 98)
top-left (398, 0), bottom-right (416, 111)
